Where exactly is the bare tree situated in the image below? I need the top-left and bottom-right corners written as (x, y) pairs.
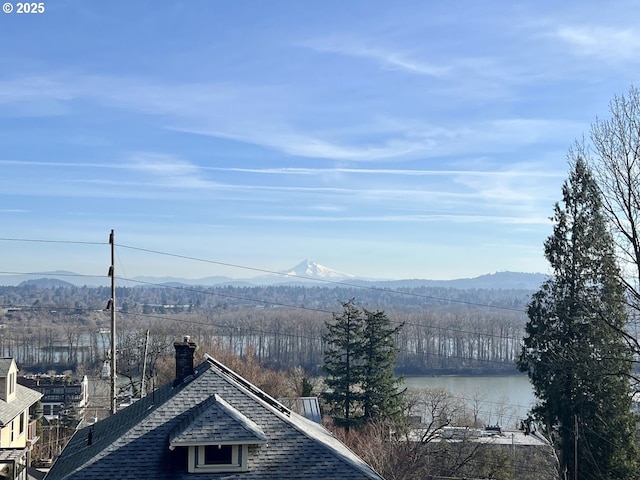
top-left (331, 387), bottom-right (541, 480)
top-left (581, 85), bottom-right (640, 374)
top-left (589, 86), bottom-right (640, 310)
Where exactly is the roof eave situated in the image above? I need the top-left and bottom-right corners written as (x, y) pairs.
top-left (169, 439), bottom-right (267, 450)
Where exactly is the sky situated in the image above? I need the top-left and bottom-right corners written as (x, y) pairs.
top-left (1, 1), bottom-right (639, 282)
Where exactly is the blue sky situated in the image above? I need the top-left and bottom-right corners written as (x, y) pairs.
top-left (1, 0), bottom-right (639, 281)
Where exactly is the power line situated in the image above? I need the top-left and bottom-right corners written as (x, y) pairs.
top-left (0, 270), bottom-right (106, 280)
top-left (0, 300), bottom-right (525, 345)
top-left (119, 276), bottom-right (336, 314)
top-left (0, 235), bottom-right (531, 313)
top-left (0, 237), bottom-right (105, 246)
top-left (116, 243), bottom-right (528, 313)
top-left (0, 236), bottom-right (528, 366)
top-left (3, 311), bottom-right (533, 412)
top-left (0, 304), bottom-right (522, 369)
top-left (0, 268), bottom-right (528, 340)
top-left (0, 266), bottom-right (527, 315)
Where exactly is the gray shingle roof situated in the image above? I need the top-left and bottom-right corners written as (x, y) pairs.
top-left (0, 358), bottom-right (14, 378)
top-left (46, 356), bottom-right (385, 480)
top-left (0, 384), bottom-right (43, 426)
top-left (169, 394), bottom-right (267, 446)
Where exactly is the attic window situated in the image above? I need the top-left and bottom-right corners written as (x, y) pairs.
top-left (204, 444), bottom-right (232, 464)
top-left (169, 395), bottom-right (266, 474)
top-left (190, 444), bottom-right (247, 473)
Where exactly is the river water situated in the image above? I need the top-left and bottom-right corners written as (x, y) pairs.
top-left (402, 375), bottom-right (536, 429)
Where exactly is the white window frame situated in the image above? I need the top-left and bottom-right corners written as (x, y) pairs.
top-left (19, 410), bottom-right (25, 436)
top-left (187, 444), bottom-right (248, 473)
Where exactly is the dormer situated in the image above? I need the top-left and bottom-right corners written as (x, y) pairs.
top-left (169, 394), bottom-right (267, 473)
top-left (0, 358), bottom-right (18, 403)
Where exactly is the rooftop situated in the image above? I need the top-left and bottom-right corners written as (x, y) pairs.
top-left (46, 355), bottom-right (384, 480)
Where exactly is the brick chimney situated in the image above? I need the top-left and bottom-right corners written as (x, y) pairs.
top-left (174, 335), bottom-right (197, 386)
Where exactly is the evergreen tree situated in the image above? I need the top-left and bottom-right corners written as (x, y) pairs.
top-left (361, 309), bottom-right (404, 422)
top-left (323, 299), bottom-right (366, 431)
top-left (518, 157), bottom-right (639, 480)
top-left (323, 299), bottom-right (404, 431)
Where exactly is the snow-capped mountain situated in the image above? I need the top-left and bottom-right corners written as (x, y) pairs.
top-left (280, 259), bottom-right (355, 280)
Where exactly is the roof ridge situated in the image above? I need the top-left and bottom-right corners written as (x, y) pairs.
top-left (283, 410), bottom-right (385, 479)
top-left (203, 353), bottom-right (291, 417)
top-left (204, 354), bottom-right (382, 479)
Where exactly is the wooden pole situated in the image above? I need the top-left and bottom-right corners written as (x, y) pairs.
top-left (109, 230), bottom-right (117, 415)
top-left (574, 415), bottom-right (578, 480)
top-left (141, 329), bottom-right (150, 398)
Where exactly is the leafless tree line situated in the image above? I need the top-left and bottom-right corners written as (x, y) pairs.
top-left (0, 301), bottom-right (526, 380)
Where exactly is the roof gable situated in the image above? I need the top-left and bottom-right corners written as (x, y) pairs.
top-left (169, 394), bottom-right (267, 447)
top-left (0, 384), bottom-right (43, 426)
top-left (47, 355), bottom-right (385, 480)
top-left (0, 358), bottom-right (15, 378)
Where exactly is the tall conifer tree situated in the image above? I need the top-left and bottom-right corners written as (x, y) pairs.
top-left (323, 299), bottom-right (366, 430)
top-left (323, 299), bottom-right (403, 431)
top-left (518, 157), bottom-right (639, 480)
top-left (361, 309), bottom-right (404, 422)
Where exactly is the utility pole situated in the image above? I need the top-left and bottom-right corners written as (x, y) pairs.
top-left (140, 329), bottom-right (150, 398)
top-left (512, 433), bottom-right (516, 480)
top-left (109, 230), bottom-right (117, 415)
top-left (574, 415), bottom-right (578, 480)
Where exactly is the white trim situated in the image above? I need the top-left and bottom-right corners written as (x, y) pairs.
top-left (187, 444), bottom-right (248, 473)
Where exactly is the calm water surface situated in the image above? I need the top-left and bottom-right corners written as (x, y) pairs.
top-left (402, 375), bottom-right (536, 429)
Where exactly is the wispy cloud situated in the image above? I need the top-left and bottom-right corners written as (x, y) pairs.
top-left (0, 159), bottom-right (565, 180)
top-left (0, 76), bottom-right (75, 104)
top-left (304, 37), bottom-right (450, 77)
top-left (554, 25), bottom-right (640, 61)
top-left (175, 117), bottom-right (578, 162)
top-left (301, 32), bottom-right (561, 103)
top-left (241, 213), bottom-right (550, 225)
top-left (183, 127), bottom-right (440, 161)
top-left (0, 159), bottom-right (130, 169)
top-left (128, 153), bottom-right (219, 189)
top-left (0, 73), bottom-right (580, 162)
top-left (0, 154), bottom-right (220, 199)
top-left (207, 166), bottom-right (565, 178)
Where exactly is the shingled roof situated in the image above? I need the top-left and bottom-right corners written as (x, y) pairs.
top-left (46, 354), bottom-right (385, 480)
top-left (0, 384), bottom-right (43, 427)
top-left (0, 358), bottom-right (13, 378)
top-left (0, 357), bottom-right (42, 426)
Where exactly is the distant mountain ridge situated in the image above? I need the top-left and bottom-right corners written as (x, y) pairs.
top-left (0, 260), bottom-right (548, 290)
top-left (18, 278), bottom-right (76, 288)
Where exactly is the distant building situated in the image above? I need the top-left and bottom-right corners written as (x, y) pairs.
top-left (46, 336), bottom-right (385, 479)
top-left (17, 375), bottom-right (88, 421)
top-left (0, 358), bottom-right (43, 480)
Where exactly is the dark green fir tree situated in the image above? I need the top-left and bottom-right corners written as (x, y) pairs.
top-left (518, 156), bottom-right (639, 480)
top-left (361, 309), bottom-right (404, 422)
top-left (323, 299), bottom-right (366, 431)
top-left (323, 299), bottom-right (404, 431)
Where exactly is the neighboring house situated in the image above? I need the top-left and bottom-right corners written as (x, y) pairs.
top-left (17, 375), bottom-right (88, 422)
top-left (46, 337), bottom-right (385, 479)
top-left (277, 397), bottom-right (322, 424)
top-left (0, 358), bottom-right (43, 480)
